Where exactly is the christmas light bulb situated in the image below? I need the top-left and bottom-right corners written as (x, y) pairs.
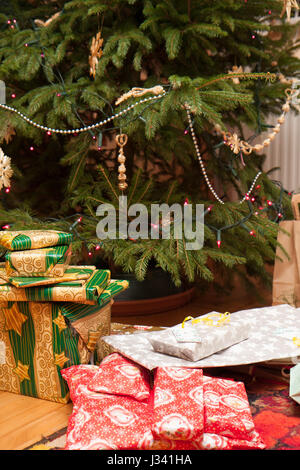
top-left (46, 131), bottom-right (51, 136)
top-left (217, 240), bottom-right (221, 248)
top-left (30, 146), bottom-right (34, 151)
top-left (184, 198), bottom-right (189, 205)
top-left (249, 230), bottom-right (255, 236)
top-left (267, 200), bottom-right (273, 206)
top-left (2, 224), bottom-right (10, 230)
top-left (95, 244), bottom-right (101, 250)
top-left (245, 194), bottom-right (250, 200)
top-left (77, 216), bottom-right (82, 223)
top-left (5, 188), bottom-right (10, 193)
top-left (251, 197), bottom-right (255, 202)
top-left (278, 213), bottom-right (283, 218)
top-left (11, 93), bottom-right (16, 99)
top-left (256, 185), bottom-right (261, 189)
top-left (88, 251), bottom-right (92, 257)
top-left (184, 129), bottom-right (189, 135)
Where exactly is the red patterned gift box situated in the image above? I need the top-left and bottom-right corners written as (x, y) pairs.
top-left (151, 367), bottom-right (204, 442)
top-left (61, 356), bottom-right (265, 450)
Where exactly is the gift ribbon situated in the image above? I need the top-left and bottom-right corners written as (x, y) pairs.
top-left (293, 337), bottom-right (300, 347)
top-left (182, 312), bottom-right (231, 328)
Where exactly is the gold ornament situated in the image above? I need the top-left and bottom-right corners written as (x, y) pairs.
top-left (215, 87), bottom-right (295, 155)
top-left (280, 0), bottom-right (299, 21)
top-left (115, 86), bottom-right (164, 106)
top-left (0, 147), bottom-right (13, 190)
top-left (116, 134), bottom-right (128, 191)
top-left (89, 32), bottom-right (104, 78)
top-left (228, 65), bottom-right (243, 84)
top-left (34, 11), bottom-right (61, 28)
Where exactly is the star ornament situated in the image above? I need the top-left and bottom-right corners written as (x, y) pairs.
top-left (224, 133), bottom-right (242, 154)
top-left (0, 147), bottom-right (13, 190)
top-left (89, 32), bottom-right (104, 78)
top-left (280, 0), bottom-right (299, 21)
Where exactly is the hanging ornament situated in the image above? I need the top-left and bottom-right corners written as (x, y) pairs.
top-left (228, 65), bottom-right (244, 84)
top-left (116, 134), bottom-right (128, 191)
top-left (280, 0), bottom-right (299, 21)
top-left (34, 11), bottom-right (61, 28)
top-left (89, 32), bottom-right (104, 78)
top-left (0, 147), bottom-right (13, 190)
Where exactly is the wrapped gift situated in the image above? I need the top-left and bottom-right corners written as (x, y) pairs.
top-left (4, 245), bottom-right (72, 278)
top-left (0, 299), bottom-right (113, 403)
top-left (61, 364), bottom-right (152, 450)
top-left (0, 265), bottom-right (97, 288)
top-left (0, 269), bottom-right (112, 304)
top-left (103, 305), bottom-right (300, 369)
top-left (151, 367), bottom-right (204, 441)
top-left (289, 363), bottom-right (300, 404)
top-left (148, 312), bottom-right (251, 362)
top-left (61, 360), bottom-right (265, 450)
top-left (0, 229), bottom-right (73, 251)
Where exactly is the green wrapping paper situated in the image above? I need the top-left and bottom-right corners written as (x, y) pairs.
top-left (0, 230), bottom-right (73, 251)
top-left (0, 299), bottom-right (112, 403)
top-left (0, 269), bottom-right (113, 304)
top-left (0, 278), bottom-right (129, 402)
top-left (4, 245), bottom-right (72, 277)
top-left (0, 265), bottom-right (97, 287)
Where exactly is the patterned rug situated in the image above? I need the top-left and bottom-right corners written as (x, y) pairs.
top-left (27, 370), bottom-right (300, 450)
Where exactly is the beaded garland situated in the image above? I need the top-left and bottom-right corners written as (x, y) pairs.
top-left (185, 104), bottom-right (262, 205)
top-left (214, 88), bottom-right (295, 156)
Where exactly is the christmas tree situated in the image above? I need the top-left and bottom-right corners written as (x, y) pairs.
top-left (0, 0), bottom-right (299, 295)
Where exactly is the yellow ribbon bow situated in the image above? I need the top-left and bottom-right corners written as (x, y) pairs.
top-left (182, 312), bottom-right (231, 328)
top-left (293, 337), bottom-right (300, 347)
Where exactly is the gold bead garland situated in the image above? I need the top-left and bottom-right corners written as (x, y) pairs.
top-left (116, 133), bottom-right (128, 191)
top-left (214, 88), bottom-right (295, 156)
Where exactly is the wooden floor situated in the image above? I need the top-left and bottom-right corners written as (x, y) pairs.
top-left (0, 280), bottom-right (272, 450)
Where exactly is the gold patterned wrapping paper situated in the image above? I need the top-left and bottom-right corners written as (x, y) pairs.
top-left (0, 265), bottom-right (96, 288)
top-left (4, 245), bottom-right (72, 278)
top-left (0, 300), bottom-right (112, 403)
top-left (0, 269), bottom-right (111, 304)
top-left (0, 230), bottom-right (73, 251)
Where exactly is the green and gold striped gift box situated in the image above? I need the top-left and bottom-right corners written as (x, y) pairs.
top-left (0, 269), bottom-right (112, 304)
top-left (5, 245), bottom-right (72, 278)
top-left (0, 300), bottom-right (112, 403)
top-left (0, 230), bottom-right (73, 251)
top-left (0, 265), bottom-right (97, 288)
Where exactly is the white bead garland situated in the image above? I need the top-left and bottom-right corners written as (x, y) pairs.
top-left (0, 92), bottom-right (166, 135)
top-left (185, 104), bottom-right (262, 205)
